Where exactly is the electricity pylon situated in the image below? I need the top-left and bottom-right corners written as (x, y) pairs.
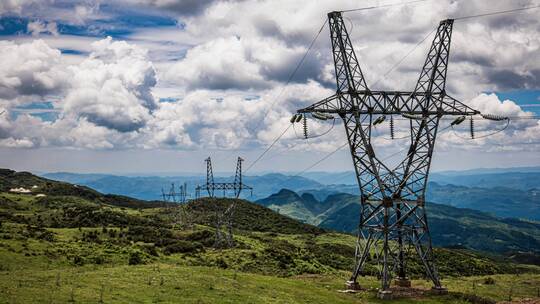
top-left (195, 157), bottom-right (253, 248)
top-left (296, 11), bottom-right (488, 297)
top-left (195, 157), bottom-right (253, 198)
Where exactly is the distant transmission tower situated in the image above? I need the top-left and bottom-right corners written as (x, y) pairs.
top-left (195, 157), bottom-right (253, 248)
top-left (160, 183), bottom-right (191, 229)
top-left (294, 11), bottom-right (504, 298)
top-left (161, 182), bottom-right (189, 203)
top-left (195, 157), bottom-right (252, 199)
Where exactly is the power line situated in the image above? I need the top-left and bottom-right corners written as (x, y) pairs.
top-left (370, 27), bottom-right (436, 88)
top-left (216, 20), bottom-right (327, 164)
top-left (454, 4), bottom-right (540, 21)
top-left (292, 141), bottom-right (349, 177)
top-left (247, 20), bottom-right (327, 138)
top-left (245, 123), bottom-right (293, 172)
top-left (339, 0), bottom-right (429, 13)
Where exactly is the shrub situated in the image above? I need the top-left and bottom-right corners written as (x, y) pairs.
top-left (163, 241), bottom-right (202, 255)
top-left (91, 255), bottom-right (105, 265)
top-left (215, 258), bottom-right (228, 269)
top-left (128, 251), bottom-right (144, 265)
top-left (72, 255), bottom-right (85, 266)
top-left (140, 244), bottom-right (159, 257)
top-left (180, 230), bottom-right (214, 246)
top-left (484, 277), bottom-right (496, 285)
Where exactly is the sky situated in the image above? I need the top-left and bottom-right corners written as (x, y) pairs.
top-left (0, 0), bottom-right (539, 175)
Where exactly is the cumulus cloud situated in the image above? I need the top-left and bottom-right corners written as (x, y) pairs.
top-left (0, 0), bottom-right (538, 157)
top-left (162, 35), bottom-right (324, 90)
top-left (63, 37), bottom-right (158, 132)
top-left (0, 40), bottom-right (67, 102)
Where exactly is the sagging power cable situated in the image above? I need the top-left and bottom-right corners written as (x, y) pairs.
top-left (453, 4), bottom-right (540, 21)
top-left (339, 0), bottom-right (429, 13)
top-left (245, 123), bottom-right (293, 173)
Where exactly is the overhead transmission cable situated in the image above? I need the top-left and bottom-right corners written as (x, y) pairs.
top-left (291, 141), bottom-right (350, 178)
top-left (370, 27), bottom-right (436, 88)
top-left (222, 0), bottom-right (437, 167)
top-left (237, 1), bottom-right (540, 174)
top-left (246, 21), bottom-right (327, 140)
top-left (339, 0), bottom-right (429, 13)
top-left (453, 4), bottom-right (540, 21)
top-left (244, 123), bottom-right (292, 173)
top-left (215, 20), bottom-right (327, 164)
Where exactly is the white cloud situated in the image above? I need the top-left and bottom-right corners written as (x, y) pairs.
top-left (63, 37), bottom-right (158, 132)
top-left (0, 0), bottom-right (539, 160)
top-left (0, 0), bottom-right (45, 15)
top-left (27, 20), bottom-right (58, 36)
top-left (0, 39), bottom-right (68, 103)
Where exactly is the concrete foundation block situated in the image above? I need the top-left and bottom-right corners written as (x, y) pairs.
top-left (377, 289), bottom-right (393, 300)
top-left (345, 280), bottom-right (361, 291)
top-left (431, 286), bottom-right (448, 295)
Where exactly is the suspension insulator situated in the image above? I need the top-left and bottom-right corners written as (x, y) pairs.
top-left (481, 113), bottom-right (508, 121)
top-left (295, 114), bottom-right (303, 123)
top-left (470, 117), bottom-right (475, 139)
top-left (290, 114), bottom-right (297, 124)
top-left (373, 115), bottom-right (386, 125)
top-left (390, 116), bottom-right (395, 140)
top-left (451, 116), bottom-right (466, 126)
top-left (303, 114), bottom-right (308, 139)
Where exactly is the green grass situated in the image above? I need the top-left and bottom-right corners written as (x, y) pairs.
top-left (1, 188), bottom-right (539, 303)
top-left (1, 263), bottom-right (539, 303)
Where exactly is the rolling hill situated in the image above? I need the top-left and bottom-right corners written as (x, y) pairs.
top-left (256, 189), bottom-right (540, 256)
top-left (1, 168), bottom-right (540, 303)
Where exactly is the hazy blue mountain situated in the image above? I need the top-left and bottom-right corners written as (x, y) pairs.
top-left (43, 172), bottom-right (322, 201)
top-left (425, 183), bottom-right (540, 220)
top-left (304, 167), bottom-right (540, 190)
top-left (256, 188), bottom-right (540, 255)
top-left (430, 171), bottom-right (540, 190)
top-left (45, 169), bottom-right (540, 221)
top-left (301, 171), bottom-right (357, 185)
top-left (434, 166), bottom-right (540, 176)
top-left (298, 181), bottom-right (540, 221)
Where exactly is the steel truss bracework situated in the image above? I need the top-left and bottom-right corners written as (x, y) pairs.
top-left (195, 157), bottom-right (253, 248)
top-left (296, 11), bottom-right (486, 295)
top-left (195, 157), bottom-right (253, 199)
top-left (161, 182), bottom-right (189, 203)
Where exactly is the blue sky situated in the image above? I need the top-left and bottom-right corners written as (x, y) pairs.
top-left (0, 0), bottom-right (538, 174)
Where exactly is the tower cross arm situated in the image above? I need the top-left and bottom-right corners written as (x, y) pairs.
top-left (298, 91), bottom-right (480, 116)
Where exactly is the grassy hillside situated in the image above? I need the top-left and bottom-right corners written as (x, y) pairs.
top-left (1, 169), bottom-right (540, 303)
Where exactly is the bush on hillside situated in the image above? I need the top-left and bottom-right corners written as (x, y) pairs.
top-left (163, 240), bottom-right (203, 255)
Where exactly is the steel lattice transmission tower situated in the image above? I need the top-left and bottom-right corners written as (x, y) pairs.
top-left (195, 157), bottom-right (253, 198)
top-left (195, 157), bottom-right (253, 248)
top-left (296, 12), bottom-right (487, 296)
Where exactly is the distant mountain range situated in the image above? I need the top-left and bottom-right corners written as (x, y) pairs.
top-left (256, 189), bottom-right (540, 257)
top-left (43, 167), bottom-right (540, 221)
top-left (42, 172), bottom-right (323, 201)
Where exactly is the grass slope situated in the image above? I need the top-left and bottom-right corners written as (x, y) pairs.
top-left (1, 169), bottom-right (540, 303)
